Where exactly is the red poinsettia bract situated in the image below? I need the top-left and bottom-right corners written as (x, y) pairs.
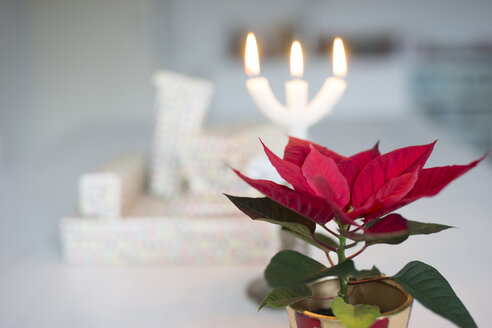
top-left (232, 137), bottom-right (485, 239)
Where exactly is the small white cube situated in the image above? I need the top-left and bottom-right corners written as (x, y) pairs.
top-left (78, 173), bottom-right (122, 218)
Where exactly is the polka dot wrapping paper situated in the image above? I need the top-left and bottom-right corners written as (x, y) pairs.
top-left (179, 123), bottom-right (286, 197)
top-left (66, 123), bottom-right (285, 265)
top-left (150, 71), bottom-right (215, 199)
top-left (63, 71), bottom-right (289, 266)
top-left (61, 194), bottom-right (280, 265)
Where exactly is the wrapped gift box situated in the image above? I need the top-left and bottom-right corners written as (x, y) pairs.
top-left (150, 71), bottom-right (215, 198)
top-left (61, 154), bottom-right (280, 265)
top-left (61, 71), bottom-right (287, 266)
top-left (60, 216), bottom-right (279, 266)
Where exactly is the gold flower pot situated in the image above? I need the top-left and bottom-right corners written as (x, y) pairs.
top-left (286, 277), bottom-right (413, 328)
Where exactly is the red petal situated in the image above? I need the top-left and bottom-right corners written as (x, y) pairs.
top-left (306, 176), bottom-right (361, 226)
top-left (338, 142), bottom-right (381, 189)
top-left (352, 141), bottom-right (436, 209)
top-left (283, 136), bottom-right (346, 167)
top-left (233, 169), bottom-right (358, 226)
top-left (351, 169), bottom-right (419, 218)
top-left (232, 169), bottom-right (335, 224)
top-left (349, 141), bottom-right (381, 171)
top-left (260, 140), bottom-right (313, 193)
top-left (301, 145), bottom-right (350, 207)
top-left (368, 213), bottom-right (408, 234)
top-left (366, 154), bottom-right (486, 219)
top-left (403, 155), bottom-right (485, 203)
top-left (336, 159), bottom-right (359, 189)
top-left (373, 168), bottom-right (419, 208)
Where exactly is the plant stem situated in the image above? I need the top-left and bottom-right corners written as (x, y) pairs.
top-left (347, 244), bottom-right (367, 259)
top-left (321, 224), bottom-right (340, 237)
top-left (325, 252), bottom-right (335, 266)
top-left (348, 276), bottom-right (390, 285)
top-left (312, 234), bottom-right (337, 252)
top-left (336, 222), bottom-right (349, 303)
top-left (345, 242), bottom-right (359, 249)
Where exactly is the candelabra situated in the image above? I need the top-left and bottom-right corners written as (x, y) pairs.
top-left (244, 34), bottom-right (348, 139)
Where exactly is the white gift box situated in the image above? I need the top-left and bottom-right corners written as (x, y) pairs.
top-left (179, 124), bottom-right (286, 197)
top-left (78, 173), bottom-right (122, 219)
top-left (150, 71), bottom-right (215, 198)
top-left (62, 194), bottom-right (280, 265)
top-left (78, 155), bottom-right (146, 218)
top-left (60, 216), bottom-right (279, 266)
top-left (62, 154), bottom-right (281, 265)
top-left (61, 71), bottom-right (288, 266)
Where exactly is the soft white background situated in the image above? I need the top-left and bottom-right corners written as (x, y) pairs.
top-left (1, 1), bottom-right (491, 327)
top-left (2, 0), bottom-right (492, 160)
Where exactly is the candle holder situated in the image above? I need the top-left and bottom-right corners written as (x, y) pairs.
top-left (245, 34), bottom-right (348, 139)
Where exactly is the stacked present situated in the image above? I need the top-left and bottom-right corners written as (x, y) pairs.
top-left (78, 155), bottom-right (146, 219)
top-left (78, 173), bottom-right (122, 219)
top-left (179, 123), bottom-right (285, 197)
top-left (61, 214), bottom-right (280, 266)
top-left (150, 71), bottom-right (215, 198)
top-left (60, 71), bottom-right (285, 265)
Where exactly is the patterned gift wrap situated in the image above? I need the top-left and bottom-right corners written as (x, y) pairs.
top-left (62, 192), bottom-right (280, 265)
top-left (78, 173), bottom-right (122, 219)
top-left (78, 155), bottom-right (146, 219)
top-left (179, 123), bottom-right (286, 197)
top-left (127, 194), bottom-right (246, 218)
top-left (60, 215), bottom-right (279, 266)
top-left (150, 71), bottom-right (215, 198)
top-left (66, 123), bottom-right (286, 265)
top-left (65, 69), bottom-right (291, 265)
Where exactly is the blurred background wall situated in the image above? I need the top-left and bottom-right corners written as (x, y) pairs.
top-left (1, 0), bottom-right (491, 163)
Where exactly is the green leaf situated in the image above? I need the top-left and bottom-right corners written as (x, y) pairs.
top-left (313, 232), bottom-right (339, 248)
top-left (224, 195), bottom-right (316, 237)
top-left (364, 233), bottom-right (409, 246)
top-left (391, 261), bottom-right (477, 328)
top-left (265, 250), bottom-right (358, 288)
top-left (342, 219), bottom-right (453, 245)
top-left (354, 266), bottom-right (382, 280)
top-left (225, 195), bottom-right (340, 251)
top-left (259, 285), bottom-right (312, 310)
top-left (265, 250), bottom-right (325, 288)
top-left (331, 297), bottom-right (380, 328)
top-left (281, 227), bottom-right (338, 252)
top-left (406, 220), bottom-right (453, 235)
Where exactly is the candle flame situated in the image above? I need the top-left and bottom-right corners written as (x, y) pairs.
top-left (290, 40), bottom-right (304, 78)
top-left (245, 33), bottom-right (260, 76)
top-left (333, 37), bottom-right (347, 77)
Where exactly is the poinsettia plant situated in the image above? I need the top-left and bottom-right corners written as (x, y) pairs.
top-left (225, 137), bottom-right (485, 328)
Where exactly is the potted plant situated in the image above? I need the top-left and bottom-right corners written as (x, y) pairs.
top-left (225, 137), bottom-right (485, 328)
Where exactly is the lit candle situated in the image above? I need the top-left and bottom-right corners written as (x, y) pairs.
top-left (245, 33), bottom-right (260, 76)
top-left (244, 33), bottom-right (348, 139)
top-left (245, 33), bottom-right (287, 124)
top-left (285, 41), bottom-right (308, 113)
top-left (333, 37), bottom-right (347, 78)
top-left (307, 37), bottom-right (347, 123)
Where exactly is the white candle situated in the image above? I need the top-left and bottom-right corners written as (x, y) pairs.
top-left (307, 37), bottom-right (348, 120)
top-left (247, 77), bottom-right (288, 124)
top-left (245, 33), bottom-right (288, 123)
top-left (285, 80), bottom-right (308, 113)
top-left (307, 77), bottom-right (347, 124)
top-left (285, 41), bottom-right (308, 113)
top-left (244, 33), bottom-right (348, 140)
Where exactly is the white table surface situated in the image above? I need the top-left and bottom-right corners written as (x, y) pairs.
top-left (0, 116), bottom-right (491, 328)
